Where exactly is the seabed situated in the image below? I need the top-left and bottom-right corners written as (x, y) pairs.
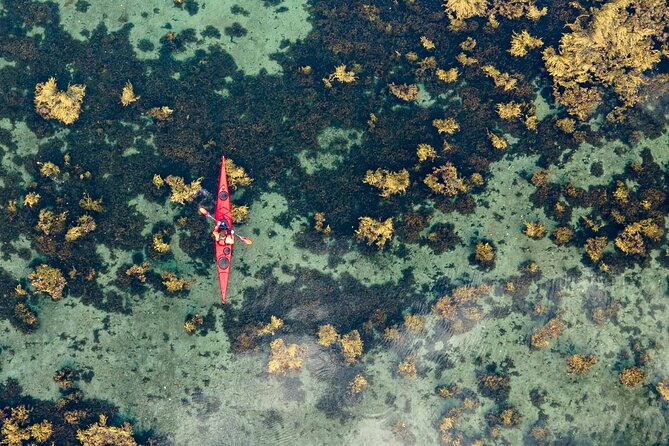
top-left (1, 0), bottom-right (669, 445)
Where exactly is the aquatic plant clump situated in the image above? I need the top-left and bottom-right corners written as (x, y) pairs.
top-left (313, 212), bottom-right (331, 235)
top-left (23, 192), bottom-right (41, 208)
top-left (161, 272), bottom-right (189, 293)
top-left (348, 374), bottom-right (368, 394)
top-left (28, 264), bottom-right (67, 300)
top-left (509, 30), bottom-right (543, 57)
top-left (76, 415), bottom-right (137, 446)
top-left (256, 315), bottom-right (284, 336)
top-left (119, 81), bottom-right (140, 106)
top-left (322, 64), bottom-right (357, 88)
top-left (397, 355), bottom-right (417, 378)
top-left (388, 83), bottom-right (419, 102)
top-left (363, 168), bottom-right (410, 198)
top-left (567, 354), bottom-right (598, 375)
top-left (224, 158), bottom-right (253, 190)
top-left (125, 263), bottom-right (150, 283)
top-left (317, 324), bottom-right (339, 347)
top-left (163, 175), bottom-right (204, 205)
top-left (36, 209), bottom-right (68, 235)
top-left (424, 163), bottom-right (467, 196)
top-left (543, 0), bottom-right (669, 121)
top-left (530, 318), bottom-right (564, 349)
top-left (39, 161), bottom-right (61, 179)
top-left (355, 217), bottom-right (393, 249)
top-left (267, 338), bottom-right (307, 375)
top-left (474, 240), bottom-right (495, 265)
top-left (184, 314), bottom-right (204, 333)
top-left (614, 219), bottom-right (663, 255)
top-left (34, 77), bottom-right (86, 125)
top-left (147, 106), bottom-right (173, 121)
top-left (65, 214), bottom-right (97, 242)
top-left (231, 205), bottom-right (250, 223)
top-left (0, 406), bottom-right (53, 445)
top-left (339, 330), bottom-right (363, 364)
top-left (619, 366), bottom-right (645, 387)
top-left (432, 285), bottom-right (489, 334)
top-left (443, 0), bottom-right (488, 21)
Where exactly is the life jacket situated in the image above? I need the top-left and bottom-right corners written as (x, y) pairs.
top-left (224, 232), bottom-right (235, 245)
top-left (212, 229), bottom-right (221, 241)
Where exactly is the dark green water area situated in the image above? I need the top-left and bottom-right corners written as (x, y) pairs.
top-left (1, 0), bottom-right (669, 444)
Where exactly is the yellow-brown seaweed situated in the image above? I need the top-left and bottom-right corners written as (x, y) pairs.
top-left (231, 205), bottom-right (250, 224)
top-left (349, 374), bottom-right (368, 394)
top-left (317, 324), bottom-right (340, 347)
top-left (161, 272), bottom-right (189, 293)
top-left (314, 212), bottom-right (331, 234)
top-left (530, 318), bottom-right (564, 348)
top-left (164, 175), bottom-right (203, 205)
top-left (567, 354), bottom-right (597, 374)
top-left (76, 415), bottom-right (137, 446)
top-left (397, 354), bottom-right (417, 378)
top-left (543, 0), bottom-right (667, 120)
top-left (509, 30), bottom-right (543, 57)
top-left (34, 77), bottom-right (86, 125)
top-left (224, 158), bottom-right (253, 190)
top-left (443, 0), bottom-right (488, 20)
top-left (120, 81), bottom-right (140, 106)
top-left (424, 163), bottom-right (467, 196)
top-left (125, 263), bottom-right (150, 283)
top-left (36, 209), bottom-right (68, 235)
top-left (355, 217), bottom-right (393, 249)
top-left (23, 192), bottom-right (41, 208)
top-left (585, 236), bottom-right (608, 262)
top-left (474, 241), bottom-right (495, 264)
top-left (29, 264), bottom-right (66, 300)
top-left (619, 366), bottom-right (645, 387)
top-left (435, 67), bottom-right (459, 83)
top-left (147, 106), bottom-right (173, 121)
top-left (389, 83), bottom-right (419, 101)
top-left (416, 143), bottom-right (437, 163)
top-left (363, 168), bottom-right (410, 198)
top-left (615, 219), bottom-right (663, 255)
top-left (523, 221), bottom-right (546, 239)
top-left (432, 117), bottom-right (460, 135)
top-left (39, 161), bottom-right (60, 179)
top-left (257, 315), bottom-right (284, 336)
top-left (64, 214), bottom-right (96, 242)
top-left (323, 64), bottom-right (357, 88)
top-left (340, 330), bottom-right (363, 364)
top-left (79, 193), bottom-right (104, 212)
top-left (267, 338), bottom-right (307, 375)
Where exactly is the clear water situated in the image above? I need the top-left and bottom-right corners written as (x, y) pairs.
top-left (1, 0), bottom-right (669, 445)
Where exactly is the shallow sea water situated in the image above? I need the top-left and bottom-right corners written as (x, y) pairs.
top-left (1, 0), bottom-right (669, 445)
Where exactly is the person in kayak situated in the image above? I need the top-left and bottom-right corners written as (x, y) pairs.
top-left (212, 220), bottom-right (235, 246)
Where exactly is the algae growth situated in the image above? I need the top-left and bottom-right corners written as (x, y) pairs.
top-left (1, 0), bottom-right (669, 445)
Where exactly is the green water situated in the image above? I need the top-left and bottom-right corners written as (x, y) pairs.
top-left (1, 0), bottom-right (669, 445)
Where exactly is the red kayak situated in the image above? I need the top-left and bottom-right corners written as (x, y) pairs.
top-left (214, 156), bottom-right (233, 304)
top-left (200, 156), bottom-right (252, 303)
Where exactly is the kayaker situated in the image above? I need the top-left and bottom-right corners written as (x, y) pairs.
top-left (212, 220), bottom-right (235, 246)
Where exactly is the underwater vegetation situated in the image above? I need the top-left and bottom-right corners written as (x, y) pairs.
top-left (0, 376), bottom-right (153, 445)
top-left (0, 0), bottom-right (668, 443)
top-left (33, 77), bottom-right (86, 125)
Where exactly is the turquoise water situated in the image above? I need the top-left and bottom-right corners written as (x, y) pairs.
top-left (1, 0), bottom-right (669, 445)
